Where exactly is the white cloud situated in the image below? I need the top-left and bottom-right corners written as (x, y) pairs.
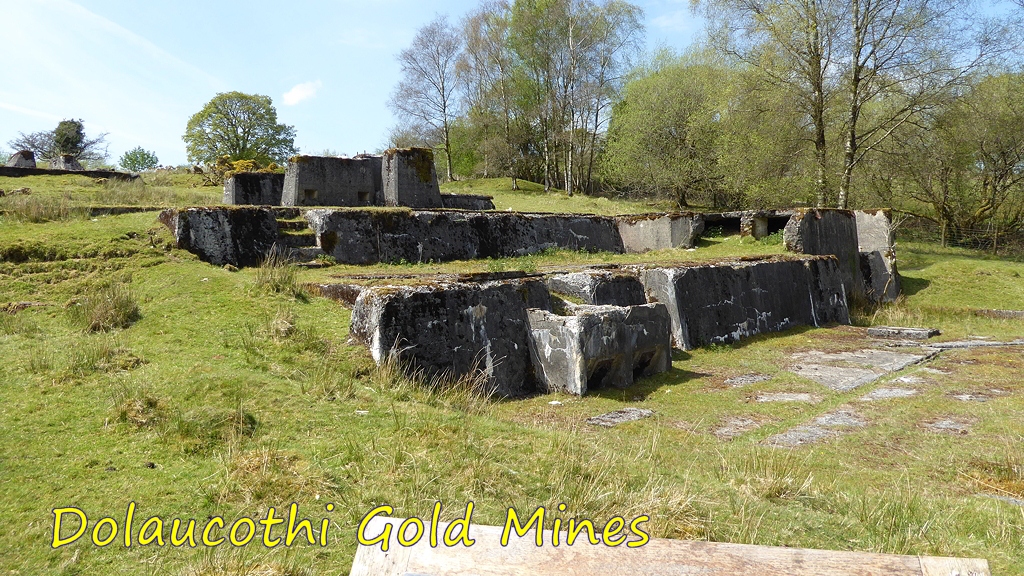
top-left (283, 81), bottom-right (323, 106)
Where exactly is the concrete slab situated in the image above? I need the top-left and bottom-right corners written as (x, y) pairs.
top-left (615, 213), bottom-right (705, 252)
top-left (791, 349), bottom-right (928, 372)
top-left (860, 387), bottom-right (918, 401)
top-left (546, 270), bottom-right (646, 306)
top-left (586, 407), bottom-right (654, 427)
top-left (867, 326), bottom-right (940, 340)
top-left (725, 373), bottom-right (773, 387)
top-left (714, 416), bottom-right (764, 439)
top-left (790, 364), bottom-right (881, 391)
top-left (924, 418), bottom-right (972, 435)
top-left (755, 393), bottom-right (819, 403)
top-left (764, 425), bottom-right (839, 447)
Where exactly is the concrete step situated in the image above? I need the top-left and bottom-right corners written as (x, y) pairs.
top-left (276, 218), bottom-right (310, 231)
top-left (277, 230), bottom-right (317, 248)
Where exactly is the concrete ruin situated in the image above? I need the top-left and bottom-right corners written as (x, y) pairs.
top-left (641, 256), bottom-right (850, 350)
top-left (616, 213), bottom-right (705, 252)
top-left (223, 173), bottom-right (285, 205)
top-left (704, 210), bottom-right (793, 239)
top-left (528, 303), bottom-right (672, 395)
top-left (350, 278), bottom-right (550, 397)
top-left (382, 148), bottom-right (443, 209)
top-left (546, 270), bottom-right (647, 306)
top-left (304, 208), bottom-right (624, 265)
top-left (856, 210), bottom-right (901, 302)
top-left (347, 255), bottom-right (851, 397)
top-left (282, 155), bottom-right (381, 207)
top-left (6, 150), bottom-right (35, 168)
top-left (157, 207), bottom-right (279, 267)
top-left (50, 154), bottom-right (84, 171)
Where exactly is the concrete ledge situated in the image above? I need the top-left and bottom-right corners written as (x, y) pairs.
top-left (546, 270), bottom-right (647, 306)
top-left (528, 303), bottom-right (672, 395)
top-left (439, 193), bottom-right (496, 211)
top-left (305, 209), bottom-right (624, 264)
top-left (615, 213), bottom-right (704, 251)
top-left (350, 278), bottom-right (552, 397)
top-left (0, 166), bottom-right (140, 181)
top-left (158, 207), bottom-right (279, 266)
top-left (641, 256), bottom-right (850, 350)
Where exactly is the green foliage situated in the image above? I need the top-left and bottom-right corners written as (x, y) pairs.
top-left (183, 91), bottom-right (298, 166)
top-left (252, 249), bottom-right (306, 299)
top-left (53, 119), bottom-right (86, 157)
top-left (118, 146), bottom-right (159, 172)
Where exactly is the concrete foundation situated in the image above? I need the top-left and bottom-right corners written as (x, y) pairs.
top-left (283, 155), bottom-right (381, 207)
top-left (6, 150), bottom-right (35, 168)
top-left (350, 279), bottom-right (551, 397)
top-left (224, 173), bottom-right (285, 205)
top-left (304, 209), bottom-right (624, 265)
top-left (50, 154), bottom-right (83, 171)
top-left (546, 270), bottom-right (647, 306)
top-left (158, 207), bottom-right (279, 267)
top-left (784, 209), bottom-right (863, 299)
top-left (855, 210), bottom-right (901, 302)
top-left (440, 193), bottom-right (495, 211)
top-left (528, 303), bottom-right (672, 395)
top-left (616, 213), bottom-right (705, 252)
top-left (382, 148), bottom-right (443, 209)
top-left (641, 256), bottom-right (850, 350)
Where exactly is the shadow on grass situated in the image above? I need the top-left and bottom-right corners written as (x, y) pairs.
top-left (900, 276), bottom-right (930, 297)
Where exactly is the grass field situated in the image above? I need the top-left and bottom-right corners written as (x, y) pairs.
top-left (1, 175), bottom-right (1022, 575)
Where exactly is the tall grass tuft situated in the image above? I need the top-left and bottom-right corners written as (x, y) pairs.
top-left (1, 195), bottom-right (89, 222)
top-left (66, 283), bottom-right (141, 332)
top-left (253, 249), bottom-right (305, 299)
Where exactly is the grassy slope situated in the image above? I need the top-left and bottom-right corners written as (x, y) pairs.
top-left (0, 176), bottom-right (1022, 575)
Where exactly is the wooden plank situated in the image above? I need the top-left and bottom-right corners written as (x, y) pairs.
top-left (350, 517), bottom-right (991, 576)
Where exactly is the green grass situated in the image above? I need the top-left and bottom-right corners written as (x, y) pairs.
top-left (442, 177), bottom-right (675, 215)
top-left (1, 176), bottom-right (1023, 575)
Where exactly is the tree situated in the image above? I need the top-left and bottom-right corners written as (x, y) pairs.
top-left (7, 119), bottom-right (108, 162)
top-left (118, 146), bottom-right (160, 172)
top-left (698, 0), bottom-right (1013, 208)
top-left (183, 92), bottom-right (297, 166)
top-left (389, 15), bottom-right (465, 182)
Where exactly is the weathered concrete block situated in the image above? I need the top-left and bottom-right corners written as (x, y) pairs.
top-left (223, 172), bottom-right (285, 205)
top-left (50, 154), bottom-right (83, 171)
top-left (641, 256), bottom-right (850, 350)
top-left (616, 213), bottom-right (705, 252)
top-left (382, 148), bottom-right (443, 209)
top-left (440, 193), bottom-right (495, 210)
top-left (158, 207), bottom-right (279, 267)
top-left (350, 279), bottom-right (551, 397)
top-left (855, 210), bottom-right (901, 302)
top-left (528, 303), bottom-right (672, 395)
top-left (546, 270), bottom-right (646, 306)
top-left (282, 155), bottom-right (380, 207)
top-left (784, 209), bottom-right (862, 299)
top-left (5, 150), bottom-right (35, 168)
top-left (304, 209), bottom-right (624, 265)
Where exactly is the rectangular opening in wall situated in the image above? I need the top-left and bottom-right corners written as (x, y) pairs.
top-left (303, 189), bottom-right (318, 202)
top-left (358, 190), bottom-right (370, 203)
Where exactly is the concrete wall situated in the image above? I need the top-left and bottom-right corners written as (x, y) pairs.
top-left (528, 303), bottom-right (672, 395)
top-left (546, 270), bottom-right (647, 306)
top-left (158, 207), bottom-right (279, 267)
top-left (223, 173), bottom-right (285, 205)
top-left (616, 213), bottom-right (705, 252)
top-left (350, 279), bottom-right (551, 397)
top-left (382, 148), bottom-right (443, 209)
top-left (304, 209), bottom-right (625, 264)
top-left (641, 256), bottom-right (850, 350)
top-left (784, 209), bottom-right (863, 299)
top-left (440, 193), bottom-right (495, 211)
top-left (856, 210), bottom-right (901, 302)
top-left (282, 155), bottom-right (380, 207)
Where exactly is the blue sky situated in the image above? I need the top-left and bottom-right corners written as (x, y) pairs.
top-left (0, 0), bottom-right (704, 167)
